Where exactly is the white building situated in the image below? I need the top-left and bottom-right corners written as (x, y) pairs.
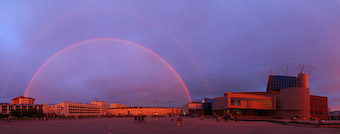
top-left (54, 102), bottom-right (101, 117)
top-left (91, 99), bottom-right (109, 116)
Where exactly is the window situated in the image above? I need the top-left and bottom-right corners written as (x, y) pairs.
top-left (319, 105), bottom-right (322, 109)
top-left (319, 111), bottom-right (322, 114)
top-left (315, 111), bottom-right (318, 115)
top-left (311, 111), bottom-right (313, 115)
top-left (231, 99), bottom-right (241, 106)
top-left (310, 105), bottom-right (313, 108)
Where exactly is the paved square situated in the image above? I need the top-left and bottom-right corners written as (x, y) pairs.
top-left (1, 118), bottom-right (339, 134)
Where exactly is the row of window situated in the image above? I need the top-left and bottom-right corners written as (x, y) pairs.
top-left (230, 98), bottom-right (272, 108)
top-left (310, 99), bottom-right (323, 103)
top-left (311, 111), bottom-right (322, 115)
top-left (272, 76), bottom-right (297, 90)
top-left (69, 106), bottom-right (100, 110)
top-left (69, 110), bottom-right (100, 112)
top-left (310, 104), bottom-right (323, 109)
top-left (69, 111), bottom-right (100, 114)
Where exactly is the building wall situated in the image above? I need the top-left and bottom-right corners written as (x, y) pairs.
top-left (274, 87), bottom-right (310, 119)
top-left (11, 96), bottom-right (35, 104)
top-left (55, 102), bottom-right (101, 117)
top-left (226, 92), bottom-right (276, 110)
top-left (110, 103), bottom-right (126, 108)
top-left (0, 103), bottom-right (43, 114)
top-left (182, 102), bottom-right (202, 115)
top-left (310, 95), bottom-right (328, 120)
top-left (212, 96), bottom-right (228, 111)
top-left (92, 101), bottom-right (109, 115)
top-left (109, 107), bottom-right (181, 116)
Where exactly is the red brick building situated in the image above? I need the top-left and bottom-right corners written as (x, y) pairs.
top-left (310, 95), bottom-right (328, 120)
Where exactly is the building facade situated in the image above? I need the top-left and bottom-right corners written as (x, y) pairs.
top-left (91, 99), bottom-right (109, 116)
top-left (212, 92), bottom-right (276, 116)
top-left (310, 95), bottom-right (328, 119)
top-left (212, 71), bottom-right (328, 120)
top-left (109, 107), bottom-right (181, 116)
top-left (110, 103), bottom-right (126, 108)
top-left (202, 98), bottom-right (216, 115)
top-left (182, 102), bottom-right (203, 116)
top-left (11, 96), bottom-right (35, 104)
top-left (0, 96), bottom-right (43, 115)
top-left (54, 102), bottom-right (101, 117)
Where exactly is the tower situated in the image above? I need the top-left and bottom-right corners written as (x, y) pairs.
top-left (298, 68), bottom-right (308, 88)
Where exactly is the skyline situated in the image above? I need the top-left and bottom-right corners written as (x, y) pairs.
top-left (1, 1), bottom-right (340, 110)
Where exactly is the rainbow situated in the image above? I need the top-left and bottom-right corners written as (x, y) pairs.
top-left (24, 38), bottom-right (192, 102)
top-left (3, 9), bottom-right (211, 99)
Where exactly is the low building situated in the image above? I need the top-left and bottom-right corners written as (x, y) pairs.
top-left (109, 107), bottom-right (181, 116)
top-left (110, 103), bottom-right (126, 108)
top-left (182, 102), bottom-right (202, 116)
top-left (329, 111), bottom-right (340, 120)
top-left (0, 96), bottom-right (43, 115)
top-left (43, 104), bottom-right (56, 117)
top-left (212, 92), bottom-right (276, 116)
top-left (54, 102), bottom-right (101, 117)
top-left (329, 111), bottom-right (340, 116)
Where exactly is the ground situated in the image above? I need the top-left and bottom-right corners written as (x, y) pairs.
top-left (0, 117), bottom-right (339, 134)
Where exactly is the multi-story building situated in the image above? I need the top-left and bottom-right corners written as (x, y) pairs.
top-left (109, 107), bottom-right (181, 116)
top-left (54, 102), bottom-right (101, 117)
top-left (310, 95), bottom-right (328, 119)
top-left (11, 96), bottom-right (35, 104)
top-left (212, 68), bottom-right (328, 120)
top-left (0, 96), bottom-right (43, 115)
top-left (91, 99), bottom-right (109, 115)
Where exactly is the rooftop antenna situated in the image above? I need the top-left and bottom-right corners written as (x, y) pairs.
top-left (301, 66), bottom-right (305, 73)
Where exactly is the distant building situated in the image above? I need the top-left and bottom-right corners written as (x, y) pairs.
top-left (202, 98), bottom-right (216, 115)
top-left (329, 111), bottom-right (340, 117)
top-left (109, 107), bottom-right (181, 116)
top-left (11, 96), bottom-right (35, 104)
top-left (43, 104), bottom-right (56, 117)
top-left (92, 99), bottom-right (109, 116)
top-left (212, 68), bottom-right (328, 120)
top-left (54, 102), bottom-right (101, 117)
top-left (0, 96), bottom-right (43, 115)
top-left (182, 102), bottom-right (202, 116)
top-left (110, 103), bottom-right (127, 108)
